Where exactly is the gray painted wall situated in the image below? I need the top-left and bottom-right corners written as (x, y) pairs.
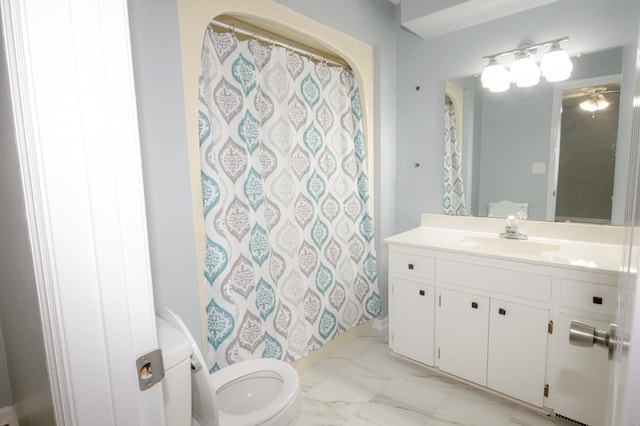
top-left (127, 0), bottom-right (204, 343)
top-left (273, 0), bottom-right (397, 317)
top-left (396, 0), bottom-right (640, 232)
top-left (0, 10), bottom-right (54, 423)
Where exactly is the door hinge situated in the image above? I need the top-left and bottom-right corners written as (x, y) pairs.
top-left (544, 384), bottom-right (550, 398)
top-left (548, 320), bottom-right (554, 334)
top-left (439, 295), bottom-right (442, 306)
top-left (438, 348), bottom-right (441, 359)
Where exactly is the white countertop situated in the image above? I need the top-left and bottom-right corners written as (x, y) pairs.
top-left (384, 215), bottom-right (625, 273)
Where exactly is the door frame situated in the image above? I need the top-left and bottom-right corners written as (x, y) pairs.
top-left (1, 0), bottom-right (164, 424)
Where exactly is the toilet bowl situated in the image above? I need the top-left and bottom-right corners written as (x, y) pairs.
top-left (156, 308), bottom-right (301, 426)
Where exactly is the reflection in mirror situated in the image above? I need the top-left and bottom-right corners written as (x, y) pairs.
top-left (447, 47), bottom-right (625, 224)
top-left (443, 83), bottom-right (467, 216)
top-left (554, 79), bottom-right (620, 224)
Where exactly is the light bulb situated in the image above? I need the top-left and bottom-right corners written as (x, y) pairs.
top-left (541, 43), bottom-right (573, 82)
top-left (510, 50), bottom-right (540, 88)
top-left (481, 57), bottom-right (511, 92)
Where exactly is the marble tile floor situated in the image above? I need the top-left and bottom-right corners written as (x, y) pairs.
top-left (295, 327), bottom-right (572, 426)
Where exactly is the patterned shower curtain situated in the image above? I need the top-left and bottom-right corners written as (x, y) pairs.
top-left (198, 28), bottom-right (381, 371)
top-left (443, 102), bottom-right (467, 215)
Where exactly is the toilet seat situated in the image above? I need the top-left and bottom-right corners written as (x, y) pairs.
top-left (210, 358), bottom-right (300, 425)
top-left (157, 308), bottom-right (300, 426)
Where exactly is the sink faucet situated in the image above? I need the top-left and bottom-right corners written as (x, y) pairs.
top-left (499, 215), bottom-right (528, 240)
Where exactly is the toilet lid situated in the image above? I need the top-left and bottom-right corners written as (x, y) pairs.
top-left (157, 308), bottom-right (218, 426)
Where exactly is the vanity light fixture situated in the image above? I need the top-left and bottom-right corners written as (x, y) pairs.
top-left (480, 37), bottom-right (572, 91)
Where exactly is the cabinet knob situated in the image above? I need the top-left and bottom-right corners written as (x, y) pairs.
top-left (471, 302), bottom-right (478, 309)
top-left (408, 263), bottom-right (414, 270)
top-left (419, 289), bottom-right (425, 296)
top-left (593, 296), bottom-right (603, 305)
top-left (498, 308), bottom-right (507, 316)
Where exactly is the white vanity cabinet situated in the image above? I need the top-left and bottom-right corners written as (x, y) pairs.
top-left (436, 256), bottom-right (552, 407)
top-left (385, 216), bottom-right (623, 425)
top-left (486, 298), bottom-right (549, 407)
top-left (438, 288), bottom-right (489, 386)
top-left (552, 273), bottom-right (617, 426)
top-left (388, 246), bottom-right (436, 366)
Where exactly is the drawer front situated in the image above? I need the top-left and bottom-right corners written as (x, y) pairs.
top-left (439, 259), bottom-right (552, 302)
top-left (389, 247), bottom-right (436, 281)
top-left (561, 279), bottom-right (617, 316)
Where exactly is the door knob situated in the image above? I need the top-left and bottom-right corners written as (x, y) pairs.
top-left (569, 320), bottom-right (625, 360)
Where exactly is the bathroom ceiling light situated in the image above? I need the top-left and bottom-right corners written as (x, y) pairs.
top-left (480, 36), bottom-right (572, 92)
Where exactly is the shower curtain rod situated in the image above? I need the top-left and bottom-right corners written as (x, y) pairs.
top-left (209, 19), bottom-right (349, 69)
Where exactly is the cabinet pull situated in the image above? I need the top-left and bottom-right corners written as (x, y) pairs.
top-left (593, 296), bottom-right (603, 305)
top-left (498, 308), bottom-right (507, 316)
top-left (471, 302), bottom-right (478, 309)
top-left (408, 263), bottom-right (414, 270)
top-left (419, 289), bottom-right (425, 296)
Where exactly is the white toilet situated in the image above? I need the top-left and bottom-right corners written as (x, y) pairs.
top-left (156, 308), bottom-right (301, 426)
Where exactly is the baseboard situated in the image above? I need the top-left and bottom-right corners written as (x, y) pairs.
top-left (373, 316), bottom-right (388, 331)
top-left (0, 406), bottom-right (18, 426)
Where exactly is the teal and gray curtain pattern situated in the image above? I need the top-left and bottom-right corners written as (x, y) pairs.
top-left (443, 103), bottom-right (467, 215)
top-left (198, 28), bottom-right (381, 371)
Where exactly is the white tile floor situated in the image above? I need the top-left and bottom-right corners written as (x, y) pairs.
top-left (295, 327), bottom-right (570, 426)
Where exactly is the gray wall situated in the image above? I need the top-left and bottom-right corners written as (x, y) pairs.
top-left (127, 0), bottom-right (204, 343)
top-left (273, 0), bottom-right (398, 318)
top-left (396, 0), bottom-right (640, 232)
top-left (0, 9), bottom-right (55, 423)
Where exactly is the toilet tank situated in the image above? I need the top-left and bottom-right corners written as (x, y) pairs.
top-left (156, 316), bottom-right (192, 426)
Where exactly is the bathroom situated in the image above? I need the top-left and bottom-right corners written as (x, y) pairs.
top-left (1, 0), bottom-right (640, 424)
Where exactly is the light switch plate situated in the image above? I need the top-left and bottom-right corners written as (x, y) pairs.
top-left (532, 162), bottom-right (546, 174)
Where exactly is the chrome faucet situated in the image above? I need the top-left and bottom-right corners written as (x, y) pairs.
top-left (499, 215), bottom-right (528, 240)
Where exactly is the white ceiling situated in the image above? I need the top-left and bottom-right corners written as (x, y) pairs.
top-left (391, 0), bottom-right (561, 39)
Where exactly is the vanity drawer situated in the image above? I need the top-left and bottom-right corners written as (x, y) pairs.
top-left (560, 279), bottom-right (617, 316)
top-left (389, 246), bottom-right (436, 281)
top-left (439, 259), bottom-right (552, 302)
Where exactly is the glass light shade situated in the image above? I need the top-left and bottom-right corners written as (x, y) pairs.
top-left (580, 95), bottom-right (610, 112)
top-left (510, 51), bottom-right (540, 87)
top-left (540, 43), bottom-right (573, 82)
top-left (481, 58), bottom-right (510, 92)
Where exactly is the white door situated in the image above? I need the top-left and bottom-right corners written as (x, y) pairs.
top-left (608, 42), bottom-right (640, 422)
top-left (569, 23), bottom-right (640, 424)
top-left (1, 0), bottom-right (164, 424)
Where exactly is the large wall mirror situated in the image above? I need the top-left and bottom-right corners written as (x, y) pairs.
top-left (447, 46), bottom-right (628, 225)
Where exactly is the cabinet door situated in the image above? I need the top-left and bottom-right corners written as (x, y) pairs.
top-left (487, 299), bottom-right (549, 407)
top-left (390, 279), bottom-right (435, 365)
top-left (438, 288), bottom-right (489, 386)
top-left (554, 313), bottom-right (612, 426)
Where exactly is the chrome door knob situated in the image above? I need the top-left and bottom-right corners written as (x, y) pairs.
top-left (569, 320), bottom-right (624, 360)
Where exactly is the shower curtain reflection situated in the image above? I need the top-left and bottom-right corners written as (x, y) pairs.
top-left (444, 99), bottom-right (467, 215)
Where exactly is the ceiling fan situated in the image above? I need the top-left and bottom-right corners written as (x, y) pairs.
top-left (563, 86), bottom-right (620, 115)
